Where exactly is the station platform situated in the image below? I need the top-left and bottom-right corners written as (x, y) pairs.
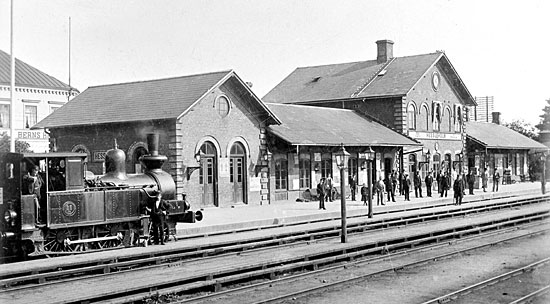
top-left (176, 182), bottom-right (544, 237)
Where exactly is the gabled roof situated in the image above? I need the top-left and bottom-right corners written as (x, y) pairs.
top-left (33, 70), bottom-right (279, 129)
top-left (0, 49), bottom-right (76, 91)
top-left (263, 52), bottom-right (475, 106)
top-left (266, 103), bottom-right (421, 147)
top-left (465, 121), bottom-right (548, 151)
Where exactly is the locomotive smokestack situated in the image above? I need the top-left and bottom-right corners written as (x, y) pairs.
top-left (140, 133), bottom-right (167, 171)
top-left (147, 133), bottom-right (159, 156)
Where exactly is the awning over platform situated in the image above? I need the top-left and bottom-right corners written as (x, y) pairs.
top-left (266, 103), bottom-right (421, 147)
top-left (465, 121), bottom-right (548, 151)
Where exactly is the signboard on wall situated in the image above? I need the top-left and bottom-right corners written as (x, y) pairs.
top-left (92, 151), bottom-right (107, 162)
top-left (408, 131), bottom-right (461, 141)
top-left (16, 129), bottom-right (48, 140)
top-left (219, 158), bottom-right (229, 177)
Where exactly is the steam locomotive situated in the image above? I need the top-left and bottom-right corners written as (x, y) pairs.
top-left (0, 133), bottom-right (202, 261)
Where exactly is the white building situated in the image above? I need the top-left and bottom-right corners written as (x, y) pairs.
top-left (0, 49), bottom-right (78, 152)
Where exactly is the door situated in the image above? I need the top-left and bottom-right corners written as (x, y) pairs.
top-left (199, 142), bottom-right (217, 207)
top-left (229, 143), bottom-right (246, 204)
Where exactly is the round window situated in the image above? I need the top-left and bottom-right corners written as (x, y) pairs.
top-left (216, 95), bottom-right (230, 118)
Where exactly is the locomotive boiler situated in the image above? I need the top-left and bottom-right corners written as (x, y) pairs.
top-left (0, 133), bottom-right (202, 261)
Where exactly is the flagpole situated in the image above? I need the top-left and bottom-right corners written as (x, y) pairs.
top-left (9, 0), bottom-right (16, 152)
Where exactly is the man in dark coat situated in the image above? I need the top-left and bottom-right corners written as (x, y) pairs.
top-left (425, 170), bottom-right (434, 197)
top-left (403, 173), bottom-right (411, 201)
top-left (317, 178), bottom-right (326, 210)
top-left (375, 177), bottom-right (385, 206)
top-left (440, 172), bottom-right (449, 197)
top-left (385, 173), bottom-right (395, 202)
top-left (391, 170), bottom-right (398, 197)
top-left (467, 171), bottom-right (475, 195)
top-left (361, 183), bottom-right (369, 206)
top-left (493, 170), bottom-right (500, 192)
top-left (413, 171), bottom-right (423, 198)
top-left (147, 190), bottom-right (171, 245)
top-left (453, 175), bottom-right (465, 206)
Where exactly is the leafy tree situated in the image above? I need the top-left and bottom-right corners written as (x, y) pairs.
top-left (535, 98), bottom-right (550, 132)
top-left (0, 133), bottom-right (33, 153)
top-left (504, 119), bottom-right (538, 140)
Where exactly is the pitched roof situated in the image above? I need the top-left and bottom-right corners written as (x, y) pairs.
top-left (0, 49), bottom-right (76, 91)
top-left (33, 70), bottom-right (232, 128)
top-left (465, 121), bottom-right (548, 150)
top-left (266, 103), bottom-right (420, 147)
top-left (263, 52), bottom-right (475, 105)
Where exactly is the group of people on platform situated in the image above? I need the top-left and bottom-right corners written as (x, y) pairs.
top-left (316, 167), bottom-right (504, 210)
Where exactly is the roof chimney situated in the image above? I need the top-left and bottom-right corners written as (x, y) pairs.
top-left (376, 39), bottom-right (394, 63)
top-left (491, 112), bottom-right (501, 125)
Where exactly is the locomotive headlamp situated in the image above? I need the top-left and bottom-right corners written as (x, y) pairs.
top-left (4, 210), bottom-right (17, 225)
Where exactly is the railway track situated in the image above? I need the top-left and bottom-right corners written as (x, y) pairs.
top-left (0, 199), bottom-right (548, 304)
top-left (0, 194), bottom-right (546, 288)
top-left (420, 258), bottom-right (550, 304)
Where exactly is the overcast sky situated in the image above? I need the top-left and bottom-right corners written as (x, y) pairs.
top-left (1, 0), bottom-right (548, 125)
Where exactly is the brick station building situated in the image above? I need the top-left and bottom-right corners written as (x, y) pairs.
top-left (34, 70), bottom-right (281, 208)
top-left (264, 40), bottom-right (477, 189)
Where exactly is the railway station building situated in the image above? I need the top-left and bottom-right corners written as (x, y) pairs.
top-left (464, 116), bottom-right (548, 186)
top-left (263, 39), bottom-right (477, 189)
top-left (33, 69), bottom-right (421, 208)
top-left (0, 49), bottom-right (79, 152)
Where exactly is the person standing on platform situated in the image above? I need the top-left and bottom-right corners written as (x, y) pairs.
top-left (391, 170), bottom-right (398, 198)
top-left (375, 177), bottom-right (385, 206)
top-left (403, 173), bottom-right (411, 201)
top-left (326, 176), bottom-right (333, 202)
top-left (413, 171), bottom-right (423, 198)
top-left (425, 170), bottom-right (434, 197)
top-left (399, 170), bottom-right (404, 195)
top-left (453, 175), bottom-right (464, 206)
top-left (361, 183), bottom-right (369, 206)
top-left (492, 169), bottom-right (500, 192)
top-left (482, 168), bottom-right (489, 192)
top-left (317, 178), bottom-right (326, 210)
top-left (440, 171), bottom-right (449, 197)
top-left (385, 173), bottom-right (395, 202)
top-left (147, 190), bottom-right (171, 245)
top-left (467, 171), bottom-right (475, 195)
top-left (349, 174), bottom-right (357, 201)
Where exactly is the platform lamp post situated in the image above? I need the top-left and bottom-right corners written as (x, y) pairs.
top-left (541, 151), bottom-right (548, 195)
top-left (335, 143), bottom-right (350, 243)
top-left (365, 146), bottom-right (375, 219)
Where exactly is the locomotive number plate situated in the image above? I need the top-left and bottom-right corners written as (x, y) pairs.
top-left (62, 200), bottom-right (77, 217)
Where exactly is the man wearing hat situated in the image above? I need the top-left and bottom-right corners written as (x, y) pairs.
top-left (147, 190), bottom-right (171, 245)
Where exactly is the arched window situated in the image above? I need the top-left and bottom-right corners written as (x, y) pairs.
top-left (455, 106), bottom-right (462, 132)
top-left (446, 108), bottom-right (452, 132)
top-left (433, 104), bottom-right (441, 131)
top-left (275, 158), bottom-right (288, 190)
top-left (407, 104), bottom-right (416, 130)
top-left (229, 143), bottom-right (245, 183)
top-left (433, 153), bottom-right (441, 174)
top-left (299, 154), bottom-right (311, 189)
top-left (198, 141), bottom-right (216, 185)
top-left (133, 146), bottom-right (148, 173)
top-left (420, 105), bottom-right (429, 131)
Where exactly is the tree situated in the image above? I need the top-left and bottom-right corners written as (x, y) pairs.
top-left (504, 119), bottom-right (538, 140)
top-left (535, 98), bottom-right (550, 132)
top-left (0, 133), bottom-right (33, 153)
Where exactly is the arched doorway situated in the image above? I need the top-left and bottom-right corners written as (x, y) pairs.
top-left (229, 142), bottom-right (246, 204)
top-left (408, 154), bottom-right (417, 174)
top-left (199, 142), bottom-right (218, 207)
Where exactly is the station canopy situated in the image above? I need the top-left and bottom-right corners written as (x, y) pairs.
top-left (465, 121), bottom-right (548, 151)
top-left (266, 103), bottom-right (421, 147)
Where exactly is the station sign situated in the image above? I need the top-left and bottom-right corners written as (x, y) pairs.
top-left (16, 129), bottom-right (49, 140)
top-left (408, 131), bottom-right (461, 141)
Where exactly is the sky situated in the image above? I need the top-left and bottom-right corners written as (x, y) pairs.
top-left (1, 0), bottom-right (548, 126)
